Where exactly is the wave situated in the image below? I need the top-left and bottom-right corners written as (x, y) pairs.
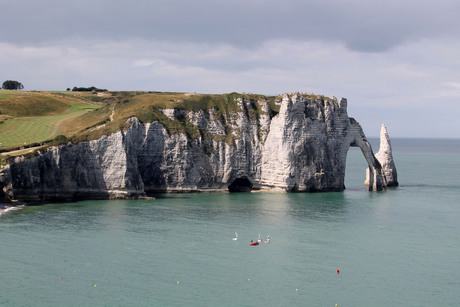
top-left (0, 204), bottom-right (24, 216)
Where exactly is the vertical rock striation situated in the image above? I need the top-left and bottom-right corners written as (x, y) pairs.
top-left (0, 93), bottom-right (397, 202)
top-left (365, 124), bottom-right (398, 187)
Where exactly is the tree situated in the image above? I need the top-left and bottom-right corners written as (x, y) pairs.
top-left (71, 86), bottom-right (107, 92)
top-left (2, 80), bottom-right (24, 90)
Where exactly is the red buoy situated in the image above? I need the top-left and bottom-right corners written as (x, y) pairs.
top-left (337, 269), bottom-right (340, 275)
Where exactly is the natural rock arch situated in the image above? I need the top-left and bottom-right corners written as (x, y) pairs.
top-left (348, 119), bottom-right (387, 191)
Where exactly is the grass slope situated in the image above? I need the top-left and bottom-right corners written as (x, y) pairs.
top-left (0, 104), bottom-right (100, 147)
top-left (0, 91), bottom-right (103, 149)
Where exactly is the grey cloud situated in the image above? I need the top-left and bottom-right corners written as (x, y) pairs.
top-left (2, 0), bottom-right (460, 52)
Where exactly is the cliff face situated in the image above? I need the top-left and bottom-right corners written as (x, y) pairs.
top-left (0, 93), bottom-right (396, 202)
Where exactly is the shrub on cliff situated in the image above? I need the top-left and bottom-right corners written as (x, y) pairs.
top-left (71, 86), bottom-right (107, 92)
top-left (53, 135), bottom-right (68, 144)
top-left (2, 80), bottom-right (24, 90)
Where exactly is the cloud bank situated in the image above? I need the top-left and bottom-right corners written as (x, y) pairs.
top-left (1, 0), bottom-right (460, 137)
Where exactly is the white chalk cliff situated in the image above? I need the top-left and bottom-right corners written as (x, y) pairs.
top-left (365, 124), bottom-right (398, 187)
top-left (0, 93), bottom-right (397, 202)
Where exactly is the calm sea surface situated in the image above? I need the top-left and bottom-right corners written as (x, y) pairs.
top-left (1, 138), bottom-right (459, 306)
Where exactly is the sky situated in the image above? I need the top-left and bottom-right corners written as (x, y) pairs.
top-left (1, 0), bottom-right (459, 138)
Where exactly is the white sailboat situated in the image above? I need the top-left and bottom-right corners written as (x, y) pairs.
top-left (257, 233), bottom-right (262, 243)
top-left (264, 235), bottom-right (271, 243)
top-left (233, 232), bottom-right (238, 240)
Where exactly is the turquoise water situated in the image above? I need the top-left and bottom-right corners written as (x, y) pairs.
top-left (1, 138), bottom-right (459, 306)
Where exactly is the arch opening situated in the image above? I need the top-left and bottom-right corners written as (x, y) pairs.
top-left (345, 146), bottom-right (369, 190)
top-left (228, 177), bottom-right (253, 192)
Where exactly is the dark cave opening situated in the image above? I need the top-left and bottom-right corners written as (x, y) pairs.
top-left (228, 177), bottom-right (253, 192)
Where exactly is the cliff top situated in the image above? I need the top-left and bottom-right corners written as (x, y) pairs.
top-left (0, 90), bottom-right (335, 161)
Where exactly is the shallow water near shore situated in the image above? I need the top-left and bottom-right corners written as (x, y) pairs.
top-left (1, 138), bottom-right (459, 306)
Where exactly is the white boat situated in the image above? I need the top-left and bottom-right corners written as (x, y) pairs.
top-left (257, 233), bottom-right (262, 243)
top-left (233, 232), bottom-right (238, 240)
top-left (264, 235), bottom-right (271, 243)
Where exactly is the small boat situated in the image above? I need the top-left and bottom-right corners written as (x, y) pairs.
top-left (264, 235), bottom-right (271, 243)
top-left (249, 242), bottom-right (259, 246)
top-left (233, 232), bottom-right (238, 241)
top-left (257, 233), bottom-right (262, 243)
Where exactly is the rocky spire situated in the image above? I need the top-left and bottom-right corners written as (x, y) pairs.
top-left (365, 124), bottom-right (398, 188)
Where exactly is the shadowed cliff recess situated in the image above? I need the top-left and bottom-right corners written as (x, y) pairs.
top-left (228, 177), bottom-right (253, 192)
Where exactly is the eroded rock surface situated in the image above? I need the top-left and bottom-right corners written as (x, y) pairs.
top-left (0, 93), bottom-right (396, 202)
top-left (365, 124), bottom-right (398, 187)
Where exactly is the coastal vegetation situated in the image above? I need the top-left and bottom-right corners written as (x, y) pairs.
top-left (0, 90), bottom-right (333, 157)
top-left (2, 80), bottom-right (24, 90)
top-left (70, 86), bottom-right (108, 92)
top-left (0, 91), bottom-right (103, 149)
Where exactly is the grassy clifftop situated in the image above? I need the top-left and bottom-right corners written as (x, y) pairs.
top-left (66, 91), bottom-right (279, 144)
top-left (0, 91), bottom-right (103, 149)
top-left (0, 91), bottom-right (273, 151)
top-left (0, 90), bottom-right (332, 158)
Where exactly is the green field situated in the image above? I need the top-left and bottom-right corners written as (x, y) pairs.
top-left (0, 104), bottom-right (100, 148)
top-left (0, 90), bottom-right (104, 149)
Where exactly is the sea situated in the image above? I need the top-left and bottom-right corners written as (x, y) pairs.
top-left (1, 138), bottom-right (459, 306)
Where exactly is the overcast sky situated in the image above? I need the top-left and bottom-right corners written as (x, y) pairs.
top-left (1, 0), bottom-right (459, 138)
